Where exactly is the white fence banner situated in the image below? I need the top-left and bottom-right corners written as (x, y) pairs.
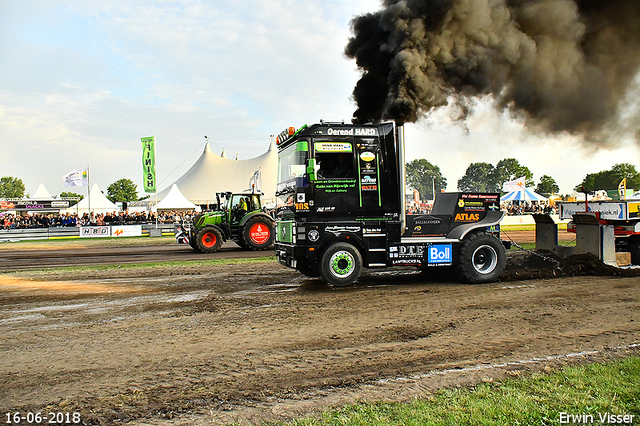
top-left (111, 225), bottom-right (142, 237)
top-left (80, 226), bottom-right (110, 238)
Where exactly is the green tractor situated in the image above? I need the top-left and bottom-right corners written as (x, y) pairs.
top-left (184, 191), bottom-right (275, 253)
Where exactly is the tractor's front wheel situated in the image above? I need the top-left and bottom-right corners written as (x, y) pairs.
top-left (196, 226), bottom-right (223, 253)
top-left (240, 216), bottom-right (275, 250)
top-left (320, 243), bottom-right (362, 286)
top-left (457, 232), bottom-right (506, 283)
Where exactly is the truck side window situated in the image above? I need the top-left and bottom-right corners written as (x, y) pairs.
top-left (316, 152), bottom-right (354, 179)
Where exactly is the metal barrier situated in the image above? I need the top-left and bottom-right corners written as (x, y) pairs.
top-left (0, 223), bottom-right (177, 242)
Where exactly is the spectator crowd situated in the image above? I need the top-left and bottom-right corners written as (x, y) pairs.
top-left (1, 210), bottom-right (198, 230)
top-left (502, 202), bottom-right (555, 215)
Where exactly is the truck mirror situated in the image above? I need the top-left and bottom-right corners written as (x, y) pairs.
top-left (307, 159), bottom-right (317, 182)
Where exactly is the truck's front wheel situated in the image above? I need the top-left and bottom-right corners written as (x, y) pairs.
top-left (457, 232), bottom-right (505, 283)
top-left (196, 226), bottom-right (223, 253)
top-left (320, 243), bottom-right (362, 286)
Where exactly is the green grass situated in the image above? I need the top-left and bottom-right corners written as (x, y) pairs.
top-left (501, 223), bottom-right (568, 231)
top-left (279, 356), bottom-right (640, 426)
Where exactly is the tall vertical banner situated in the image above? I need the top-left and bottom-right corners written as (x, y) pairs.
top-left (141, 136), bottom-right (156, 193)
top-left (618, 178), bottom-right (627, 200)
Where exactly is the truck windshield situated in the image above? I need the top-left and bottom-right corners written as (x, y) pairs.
top-left (278, 141), bottom-right (308, 182)
top-left (314, 141), bottom-right (354, 179)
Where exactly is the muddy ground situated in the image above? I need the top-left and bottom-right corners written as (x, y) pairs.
top-left (0, 235), bottom-right (639, 425)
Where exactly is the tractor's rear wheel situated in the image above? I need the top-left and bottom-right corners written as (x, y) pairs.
top-left (457, 232), bottom-right (505, 283)
top-left (196, 226), bottom-right (223, 253)
top-left (240, 216), bottom-right (274, 250)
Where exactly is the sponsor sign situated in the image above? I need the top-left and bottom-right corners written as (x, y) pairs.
top-left (454, 213), bottom-right (481, 222)
top-left (559, 202), bottom-right (627, 221)
top-left (80, 226), bottom-right (110, 238)
top-left (361, 175), bottom-right (378, 191)
top-left (325, 225), bottom-right (360, 235)
top-left (325, 127), bottom-right (378, 136)
top-left (428, 244), bottom-right (452, 264)
top-left (389, 245), bottom-right (424, 265)
top-left (314, 142), bottom-right (353, 153)
top-left (141, 136), bottom-right (156, 193)
top-left (249, 223), bottom-right (271, 245)
top-left (359, 151), bottom-right (376, 162)
top-left (111, 225), bottom-right (142, 238)
top-left (1, 200), bottom-right (70, 211)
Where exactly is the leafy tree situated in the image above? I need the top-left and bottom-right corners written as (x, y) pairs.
top-left (0, 176), bottom-right (26, 198)
top-left (59, 191), bottom-right (84, 207)
top-left (406, 159), bottom-right (447, 200)
top-left (574, 163), bottom-right (640, 192)
top-left (106, 178), bottom-right (139, 203)
top-left (457, 162), bottom-right (497, 192)
top-left (492, 158), bottom-right (534, 190)
top-left (535, 175), bottom-right (560, 195)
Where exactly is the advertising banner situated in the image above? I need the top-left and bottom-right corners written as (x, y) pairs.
top-left (111, 225), bottom-right (142, 237)
top-left (80, 226), bottom-right (110, 238)
top-left (141, 136), bottom-right (156, 193)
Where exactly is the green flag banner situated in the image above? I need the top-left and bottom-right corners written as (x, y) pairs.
top-left (141, 136), bottom-right (156, 193)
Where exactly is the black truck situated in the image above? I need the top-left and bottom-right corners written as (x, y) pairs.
top-left (274, 121), bottom-right (508, 286)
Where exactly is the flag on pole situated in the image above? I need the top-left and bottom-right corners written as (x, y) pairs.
top-left (62, 167), bottom-right (89, 187)
top-left (618, 178), bottom-right (627, 199)
top-left (248, 168), bottom-right (261, 193)
top-left (141, 136), bottom-right (156, 193)
top-left (502, 176), bottom-right (526, 192)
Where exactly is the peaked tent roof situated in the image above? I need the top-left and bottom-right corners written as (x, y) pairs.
top-left (157, 141), bottom-right (277, 204)
top-left (31, 183), bottom-right (54, 199)
top-left (501, 187), bottom-right (548, 202)
top-left (157, 184), bottom-right (197, 210)
top-left (62, 183), bottom-right (118, 214)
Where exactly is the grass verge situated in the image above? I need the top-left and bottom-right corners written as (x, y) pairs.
top-left (282, 356), bottom-right (640, 426)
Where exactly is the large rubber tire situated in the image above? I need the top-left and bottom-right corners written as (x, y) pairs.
top-left (189, 230), bottom-right (200, 251)
top-left (320, 243), bottom-right (362, 286)
top-left (457, 232), bottom-right (506, 283)
top-left (196, 226), bottom-right (223, 253)
top-left (240, 216), bottom-right (275, 250)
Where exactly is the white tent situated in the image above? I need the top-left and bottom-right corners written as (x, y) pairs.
top-left (61, 183), bottom-right (118, 214)
top-left (156, 141), bottom-right (277, 205)
top-left (156, 184), bottom-right (199, 211)
top-left (31, 183), bottom-right (54, 199)
top-left (502, 187), bottom-right (548, 202)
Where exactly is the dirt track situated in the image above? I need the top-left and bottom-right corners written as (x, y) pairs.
top-left (1, 233), bottom-right (639, 425)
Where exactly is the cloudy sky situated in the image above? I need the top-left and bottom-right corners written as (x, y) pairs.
top-left (1, 0), bottom-right (639, 198)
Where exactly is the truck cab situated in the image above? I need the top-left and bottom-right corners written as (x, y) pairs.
top-left (274, 122), bottom-right (506, 286)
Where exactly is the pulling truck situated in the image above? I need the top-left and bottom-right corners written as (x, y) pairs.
top-left (274, 121), bottom-right (508, 286)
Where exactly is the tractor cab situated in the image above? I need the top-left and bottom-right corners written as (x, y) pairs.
top-left (221, 192), bottom-right (263, 224)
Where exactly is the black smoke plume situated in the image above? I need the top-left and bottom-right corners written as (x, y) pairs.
top-left (345, 0), bottom-right (640, 137)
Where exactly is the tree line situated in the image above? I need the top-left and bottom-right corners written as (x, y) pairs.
top-left (0, 177), bottom-right (146, 205)
top-left (406, 159), bottom-right (639, 199)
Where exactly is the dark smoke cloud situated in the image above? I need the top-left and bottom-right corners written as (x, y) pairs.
top-left (345, 0), bottom-right (640, 138)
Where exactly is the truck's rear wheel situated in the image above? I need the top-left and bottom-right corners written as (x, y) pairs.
top-left (196, 226), bottom-right (223, 253)
top-left (320, 243), bottom-right (362, 286)
top-left (457, 232), bottom-right (505, 283)
top-left (241, 216), bottom-right (274, 250)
